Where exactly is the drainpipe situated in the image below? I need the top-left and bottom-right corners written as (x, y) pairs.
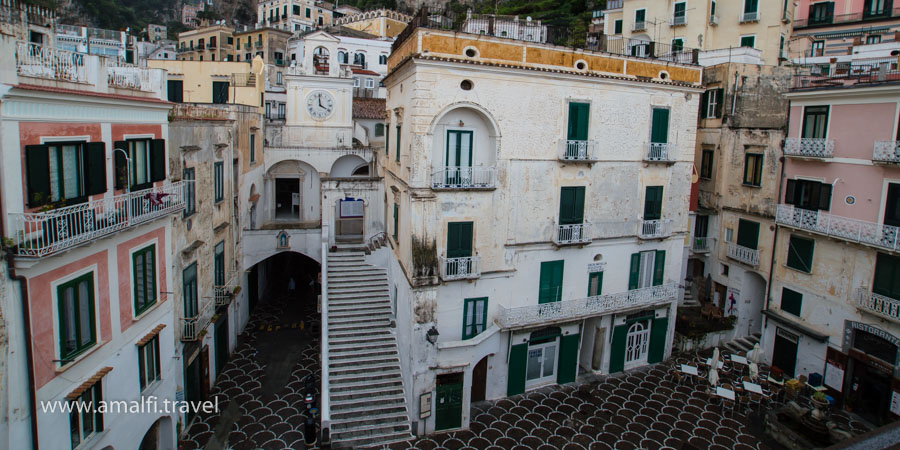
top-left (0, 191), bottom-right (40, 450)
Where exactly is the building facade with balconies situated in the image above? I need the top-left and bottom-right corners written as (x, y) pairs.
top-left (687, 62), bottom-right (793, 343)
top-left (177, 25), bottom-right (235, 62)
top-left (0, 34), bottom-right (184, 449)
top-left (602, 0), bottom-right (794, 66)
top-left (257, 0), bottom-right (333, 33)
top-left (790, 0), bottom-right (900, 59)
top-left (763, 69), bottom-right (900, 427)
top-left (333, 8), bottom-right (411, 39)
top-left (381, 23), bottom-right (701, 435)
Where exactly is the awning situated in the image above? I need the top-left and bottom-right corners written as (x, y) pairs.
top-left (137, 324), bottom-right (166, 346)
top-left (762, 309), bottom-right (829, 342)
top-left (66, 367), bottom-right (113, 400)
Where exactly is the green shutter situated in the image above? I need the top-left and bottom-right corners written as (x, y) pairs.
top-left (557, 333), bottom-right (580, 384)
top-left (150, 139), bottom-right (166, 182)
top-left (700, 90), bottom-right (710, 119)
top-left (715, 88), bottom-right (725, 118)
top-left (873, 253), bottom-right (900, 300)
top-left (737, 219), bottom-right (760, 250)
top-left (644, 186), bottom-right (663, 220)
top-left (647, 317), bottom-right (668, 364)
top-left (567, 102), bottom-right (589, 141)
top-left (559, 187), bottom-right (585, 225)
top-left (629, 253), bottom-right (640, 290)
top-left (396, 125), bottom-right (401, 159)
top-left (745, 0), bottom-right (759, 13)
top-left (787, 236), bottom-right (814, 273)
top-left (609, 324), bottom-right (628, 373)
top-left (781, 287), bottom-right (803, 316)
top-left (385, 122), bottom-right (389, 156)
top-left (507, 342), bottom-right (528, 396)
top-left (114, 140), bottom-right (128, 189)
top-left (392, 203), bottom-right (398, 241)
top-left (653, 250), bottom-right (666, 286)
top-left (25, 144), bottom-right (50, 206)
top-left (447, 222), bottom-right (473, 258)
top-left (539, 260), bottom-right (564, 303)
top-left (588, 272), bottom-right (603, 296)
top-left (85, 142), bottom-right (107, 195)
top-left (650, 108), bottom-right (670, 144)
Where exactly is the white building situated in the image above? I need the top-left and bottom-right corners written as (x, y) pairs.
top-left (257, 0), bottom-right (334, 33)
top-left (55, 23), bottom-right (127, 60)
top-left (461, 9), bottom-right (548, 43)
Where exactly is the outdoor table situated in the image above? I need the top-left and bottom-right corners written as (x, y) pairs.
top-left (705, 358), bottom-right (724, 369)
top-left (716, 386), bottom-right (735, 401)
top-left (681, 364), bottom-right (699, 376)
top-left (743, 381), bottom-right (764, 394)
top-left (730, 355), bottom-right (748, 365)
top-left (767, 376), bottom-right (784, 386)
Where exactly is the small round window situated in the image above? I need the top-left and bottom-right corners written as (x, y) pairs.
top-left (575, 60), bottom-right (587, 71)
top-left (464, 47), bottom-right (478, 58)
top-left (659, 71), bottom-right (670, 80)
top-left (460, 79), bottom-right (473, 90)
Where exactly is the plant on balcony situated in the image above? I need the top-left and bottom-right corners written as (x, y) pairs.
top-left (411, 235), bottom-right (438, 278)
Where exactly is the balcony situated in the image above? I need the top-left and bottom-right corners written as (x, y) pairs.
top-left (645, 143), bottom-right (675, 163)
top-left (554, 222), bottom-right (592, 246)
top-left (439, 256), bottom-right (481, 281)
top-left (670, 15), bottom-right (687, 26)
top-left (726, 242), bottom-right (760, 267)
top-left (16, 41), bottom-right (87, 83)
top-left (857, 288), bottom-right (900, 324)
top-left (639, 219), bottom-right (672, 239)
top-left (107, 61), bottom-right (155, 92)
top-left (692, 236), bottom-right (710, 253)
top-left (181, 299), bottom-right (214, 341)
top-left (214, 274), bottom-right (239, 307)
top-left (874, 141), bottom-right (900, 164)
top-left (605, 0), bottom-right (623, 10)
top-left (710, 15), bottom-right (718, 25)
top-left (633, 21), bottom-right (647, 31)
top-left (8, 182), bottom-right (189, 258)
top-left (431, 166), bottom-right (497, 190)
top-left (741, 11), bottom-right (760, 23)
top-left (792, 59), bottom-right (900, 90)
top-left (559, 139), bottom-right (599, 162)
top-left (496, 283), bottom-right (677, 329)
top-left (255, 40), bottom-right (264, 48)
top-left (784, 137), bottom-right (834, 159)
top-left (794, 8), bottom-right (900, 28)
top-left (776, 204), bottom-right (900, 253)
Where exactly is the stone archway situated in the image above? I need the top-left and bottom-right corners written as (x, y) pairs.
top-left (265, 160), bottom-right (320, 224)
top-left (741, 271), bottom-right (767, 337)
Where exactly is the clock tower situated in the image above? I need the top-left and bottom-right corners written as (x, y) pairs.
top-left (283, 30), bottom-right (354, 148)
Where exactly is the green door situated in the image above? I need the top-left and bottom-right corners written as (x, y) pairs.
top-left (609, 324), bottom-right (628, 373)
top-left (559, 187), bottom-right (586, 225)
top-left (557, 333), bottom-right (580, 384)
top-left (539, 260), bottom-right (565, 303)
top-left (588, 272), bottom-right (603, 296)
top-left (214, 315), bottom-right (228, 376)
top-left (447, 222), bottom-right (473, 259)
top-left (647, 317), bottom-right (668, 364)
top-left (737, 219), bottom-right (760, 250)
top-left (644, 186), bottom-right (663, 220)
top-left (507, 343), bottom-right (528, 396)
top-left (446, 130), bottom-right (473, 185)
top-left (651, 108), bottom-right (670, 144)
top-left (567, 102), bottom-right (590, 141)
top-left (435, 373), bottom-right (463, 430)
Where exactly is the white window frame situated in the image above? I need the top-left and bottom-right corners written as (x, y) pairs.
top-left (740, 34), bottom-right (757, 48)
top-left (525, 340), bottom-right (559, 388)
top-left (624, 320), bottom-right (651, 369)
top-left (706, 89), bottom-right (718, 118)
top-left (365, 78), bottom-right (375, 89)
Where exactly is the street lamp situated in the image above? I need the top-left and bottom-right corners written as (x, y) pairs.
top-left (113, 148), bottom-right (131, 192)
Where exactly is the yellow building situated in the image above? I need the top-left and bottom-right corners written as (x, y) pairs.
top-left (149, 58), bottom-right (265, 109)
top-left (602, 0), bottom-right (794, 65)
top-left (177, 25), bottom-right (235, 61)
top-left (334, 9), bottom-right (411, 38)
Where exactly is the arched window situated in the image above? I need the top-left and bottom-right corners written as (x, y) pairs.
top-left (625, 321), bottom-right (651, 367)
top-left (354, 52), bottom-right (366, 67)
top-left (379, 54), bottom-right (387, 65)
top-left (337, 51), bottom-right (348, 64)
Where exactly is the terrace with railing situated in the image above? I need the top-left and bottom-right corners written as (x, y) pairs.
top-left (639, 219), bottom-right (673, 239)
top-left (873, 140), bottom-right (900, 164)
top-left (791, 59), bottom-right (900, 90)
top-left (16, 41), bottom-right (88, 83)
top-left (784, 137), bottom-right (834, 158)
top-left (604, 0), bottom-right (623, 9)
top-left (726, 242), bottom-right (760, 267)
top-left (559, 139), bottom-right (599, 162)
top-left (439, 255), bottom-right (481, 281)
top-left (8, 182), bottom-right (190, 258)
top-left (645, 143), bottom-right (675, 162)
top-left (794, 7), bottom-right (900, 28)
top-left (431, 167), bottom-right (497, 190)
top-left (496, 283), bottom-right (677, 329)
top-left (107, 61), bottom-right (156, 92)
top-left (181, 299), bottom-right (214, 341)
top-left (214, 274), bottom-right (240, 307)
top-left (776, 204), bottom-right (900, 253)
top-left (857, 288), bottom-right (900, 324)
top-left (692, 236), bottom-right (710, 253)
top-left (554, 222), bottom-right (592, 246)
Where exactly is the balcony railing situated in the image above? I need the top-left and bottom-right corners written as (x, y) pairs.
top-left (792, 60), bottom-right (900, 90)
top-left (181, 299), bottom-right (214, 342)
top-left (496, 283), bottom-right (677, 329)
top-left (741, 11), bottom-right (760, 22)
top-left (692, 236), bottom-right (710, 253)
top-left (439, 256), bottom-right (481, 281)
top-left (645, 143), bottom-right (674, 162)
top-left (857, 288), bottom-right (900, 323)
top-left (605, 0), bottom-right (623, 9)
top-left (784, 137), bottom-right (834, 158)
top-left (709, 15), bottom-right (718, 25)
top-left (559, 139), bottom-right (599, 162)
top-left (107, 61), bottom-right (154, 91)
top-left (633, 21), bottom-right (647, 31)
top-left (431, 166), bottom-right (497, 189)
top-left (639, 219), bottom-right (672, 239)
top-left (554, 222), bottom-right (592, 246)
top-left (16, 41), bottom-right (88, 83)
top-left (776, 204), bottom-right (900, 253)
top-left (726, 242), bottom-right (760, 266)
top-left (214, 274), bottom-right (239, 307)
top-left (8, 182), bottom-right (189, 258)
top-left (794, 7), bottom-right (900, 28)
top-left (670, 15), bottom-right (687, 26)
top-left (874, 141), bottom-right (900, 164)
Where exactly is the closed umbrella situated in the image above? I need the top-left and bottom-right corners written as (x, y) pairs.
top-left (749, 343), bottom-right (762, 364)
top-left (749, 362), bottom-right (759, 380)
top-left (708, 366), bottom-right (719, 387)
top-left (712, 347), bottom-right (720, 369)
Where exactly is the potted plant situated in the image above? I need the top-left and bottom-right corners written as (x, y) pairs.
top-left (810, 391), bottom-right (829, 419)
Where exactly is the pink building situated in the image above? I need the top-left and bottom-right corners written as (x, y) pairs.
top-left (791, 0), bottom-right (900, 58)
top-left (764, 61), bottom-right (900, 427)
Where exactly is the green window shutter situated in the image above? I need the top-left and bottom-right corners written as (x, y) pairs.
top-left (781, 287), bottom-right (803, 316)
top-left (737, 219), bottom-right (760, 250)
top-left (114, 140), bottom-right (128, 189)
top-left (715, 88), bottom-right (725, 117)
top-left (507, 342), bottom-right (528, 396)
top-left (559, 187), bottom-right (585, 225)
top-left (819, 184), bottom-right (833, 211)
top-left (538, 260), bottom-right (564, 303)
top-left (25, 144), bottom-right (50, 207)
top-left (85, 142), bottom-right (107, 195)
top-left (784, 179), bottom-right (797, 205)
top-left (150, 139), bottom-right (166, 182)
top-left (567, 102), bottom-right (589, 141)
top-left (873, 253), bottom-right (900, 300)
top-left (396, 125), bottom-right (401, 159)
top-left (588, 272), bottom-right (603, 296)
top-left (653, 250), bottom-right (666, 286)
top-left (650, 108), bottom-right (669, 144)
top-left (629, 253), bottom-right (640, 290)
top-left (392, 203), bottom-right (398, 241)
top-left (557, 333), bottom-right (580, 384)
top-left (700, 90), bottom-right (710, 119)
top-left (745, 0), bottom-right (759, 13)
top-left (385, 122), bottom-right (390, 156)
top-left (786, 235), bottom-right (814, 273)
top-left (447, 222), bottom-right (473, 258)
top-left (647, 317), bottom-right (668, 364)
top-left (609, 324), bottom-right (628, 373)
top-left (644, 186), bottom-right (663, 220)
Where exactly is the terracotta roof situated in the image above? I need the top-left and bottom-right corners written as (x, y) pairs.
top-left (353, 97), bottom-right (386, 119)
top-left (136, 324), bottom-right (166, 346)
top-left (351, 67), bottom-right (380, 76)
top-left (15, 83), bottom-right (172, 104)
top-left (66, 367), bottom-right (113, 400)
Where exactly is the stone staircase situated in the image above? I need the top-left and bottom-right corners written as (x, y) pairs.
top-left (722, 332), bottom-right (762, 354)
top-left (325, 251), bottom-right (413, 448)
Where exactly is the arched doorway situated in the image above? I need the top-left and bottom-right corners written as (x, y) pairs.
top-left (741, 271), bottom-right (767, 337)
top-left (624, 321), bottom-right (650, 369)
top-left (139, 416), bottom-right (174, 450)
top-left (266, 160), bottom-right (320, 223)
top-left (330, 154), bottom-right (368, 177)
top-left (471, 355), bottom-right (488, 403)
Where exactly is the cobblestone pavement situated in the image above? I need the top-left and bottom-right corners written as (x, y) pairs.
top-left (180, 293), bottom-right (322, 450)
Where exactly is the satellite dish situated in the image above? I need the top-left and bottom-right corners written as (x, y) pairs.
top-left (526, 16), bottom-right (532, 22)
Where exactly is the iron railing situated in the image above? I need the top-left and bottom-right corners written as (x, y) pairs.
top-left (497, 283), bottom-right (677, 329)
top-left (740, 11), bottom-right (761, 22)
top-left (16, 41), bottom-right (87, 83)
top-left (605, 0), bottom-right (623, 9)
top-left (214, 273), bottom-right (239, 307)
top-left (776, 204), bottom-right (900, 252)
top-left (107, 61), bottom-right (154, 91)
top-left (431, 166), bottom-right (497, 189)
top-left (670, 15), bottom-right (687, 26)
top-left (559, 139), bottom-right (599, 161)
top-left (692, 236), bottom-right (710, 253)
top-left (181, 298), bottom-right (214, 342)
top-left (794, 7), bottom-right (900, 28)
top-left (874, 141), bottom-right (900, 163)
top-left (792, 60), bottom-right (900, 90)
top-left (784, 137), bottom-right (835, 158)
top-left (633, 21), bottom-right (647, 31)
top-left (646, 143), bottom-right (674, 162)
top-left (726, 242), bottom-right (760, 266)
top-left (439, 256), bottom-right (481, 281)
top-left (857, 288), bottom-right (900, 324)
top-left (554, 222), bottom-right (592, 245)
top-left (9, 182), bottom-right (190, 258)
top-left (640, 219), bottom-right (672, 239)
top-left (320, 227), bottom-right (331, 438)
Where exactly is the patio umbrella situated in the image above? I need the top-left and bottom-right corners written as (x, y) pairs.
top-left (708, 366), bottom-right (719, 387)
top-left (749, 362), bottom-right (759, 380)
top-left (749, 343), bottom-right (762, 364)
top-left (712, 347), bottom-right (720, 368)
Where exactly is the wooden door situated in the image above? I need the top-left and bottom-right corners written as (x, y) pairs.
top-left (471, 357), bottom-right (488, 403)
top-left (435, 373), bottom-right (463, 431)
top-left (200, 345), bottom-right (211, 400)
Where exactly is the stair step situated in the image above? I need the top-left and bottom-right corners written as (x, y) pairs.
top-left (329, 334), bottom-right (395, 346)
top-left (328, 377), bottom-right (403, 393)
top-left (352, 432), bottom-right (415, 450)
top-left (329, 354), bottom-right (399, 369)
top-left (330, 412), bottom-right (410, 431)
top-left (328, 293), bottom-right (391, 301)
top-left (330, 394), bottom-right (406, 411)
top-left (330, 385), bottom-right (405, 402)
top-left (329, 346), bottom-right (397, 359)
top-left (329, 283), bottom-right (389, 291)
top-left (330, 424), bottom-right (412, 445)
top-left (328, 304), bottom-right (392, 314)
top-left (328, 329), bottom-right (394, 339)
top-left (331, 403), bottom-right (408, 420)
top-left (328, 309), bottom-right (392, 320)
top-left (328, 268), bottom-right (387, 276)
top-left (329, 360), bottom-right (399, 376)
top-left (330, 342), bottom-right (397, 354)
top-left (328, 317), bottom-right (391, 328)
top-left (329, 368), bottom-right (402, 384)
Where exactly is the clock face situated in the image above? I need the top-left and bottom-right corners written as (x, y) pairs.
top-left (306, 90), bottom-right (335, 120)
